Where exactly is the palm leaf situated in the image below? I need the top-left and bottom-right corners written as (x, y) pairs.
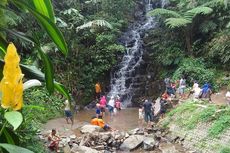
top-left (148, 8), bottom-right (182, 18)
top-left (76, 19), bottom-right (113, 31)
top-left (165, 18), bottom-right (191, 28)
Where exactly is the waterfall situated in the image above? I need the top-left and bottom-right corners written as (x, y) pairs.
top-left (108, 0), bottom-right (156, 107)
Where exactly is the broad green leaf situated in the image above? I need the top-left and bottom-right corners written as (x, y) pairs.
top-left (4, 111), bottom-right (23, 130)
top-left (38, 48), bottom-right (54, 94)
top-left (11, 0), bottom-right (68, 56)
top-left (2, 129), bottom-right (15, 145)
top-left (0, 143), bottom-right (34, 153)
top-left (54, 82), bottom-right (70, 100)
top-left (32, 0), bottom-right (55, 23)
top-left (0, 35), bottom-right (7, 58)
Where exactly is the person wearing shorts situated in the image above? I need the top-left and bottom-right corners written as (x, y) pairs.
top-left (108, 96), bottom-right (115, 116)
top-left (143, 100), bottom-right (153, 128)
top-left (64, 100), bottom-right (73, 125)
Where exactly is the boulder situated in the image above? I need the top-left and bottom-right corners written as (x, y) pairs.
top-left (120, 135), bottom-right (144, 151)
top-left (143, 136), bottom-right (156, 150)
top-left (80, 125), bottom-right (102, 134)
top-left (71, 146), bottom-right (99, 153)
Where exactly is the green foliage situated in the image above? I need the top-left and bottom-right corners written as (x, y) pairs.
top-left (220, 147), bottom-right (230, 153)
top-left (172, 58), bottom-right (215, 85)
top-left (165, 100), bottom-right (230, 137)
top-left (208, 114), bottom-right (230, 137)
top-left (148, 8), bottom-right (181, 18)
top-left (165, 18), bottom-right (191, 28)
top-left (76, 19), bottom-right (113, 31)
top-left (18, 87), bottom-right (63, 152)
top-left (207, 30), bottom-right (230, 68)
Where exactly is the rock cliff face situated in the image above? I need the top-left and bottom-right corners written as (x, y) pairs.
top-left (108, 0), bottom-right (164, 106)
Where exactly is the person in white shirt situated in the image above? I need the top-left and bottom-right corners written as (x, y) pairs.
top-left (64, 100), bottom-right (73, 125)
top-left (108, 96), bottom-right (115, 116)
top-left (225, 91), bottom-right (230, 105)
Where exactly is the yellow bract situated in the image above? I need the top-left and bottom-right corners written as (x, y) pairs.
top-left (0, 43), bottom-right (24, 110)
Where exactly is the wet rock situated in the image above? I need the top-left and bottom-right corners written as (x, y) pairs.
top-left (128, 128), bottom-right (139, 135)
top-left (143, 136), bottom-right (156, 150)
top-left (71, 145), bottom-right (99, 153)
top-left (120, 135), bottom-right (144, 151)
top-left (93, 145), bottom-right (104, 150)
top-left (80, 125), bottom-right (102, 134)
top-left (70, 135), bottom-right (76, 139)
top-left (63, 145), bottom-right (71, 153)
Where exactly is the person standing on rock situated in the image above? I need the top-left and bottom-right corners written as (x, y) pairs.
top-left (108, 96), bottom-right (115, 116)
top-left (95, 82), bottom-right (102, 101)
top-left (64, 100), bottom-right (73, 125)
top-left (143, 99), bottom-right (153, 128)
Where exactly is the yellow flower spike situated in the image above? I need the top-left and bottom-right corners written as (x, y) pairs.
top-left (0, 43), bottom-right (24, 110)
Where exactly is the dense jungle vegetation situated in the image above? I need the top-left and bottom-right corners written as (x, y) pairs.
top-left (0, 0), bottom-right (229, 152)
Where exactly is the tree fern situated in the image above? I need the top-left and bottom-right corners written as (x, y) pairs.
top-left (185, 6), bottom-right (213, 18)
top-left (148, 8), bottom-right (182, 18)
top-left (76, 19), bottom-right (113, 31)
top-left (165, 18), bottom-right (191, 28)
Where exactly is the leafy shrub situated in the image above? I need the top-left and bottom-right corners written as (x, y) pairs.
top-left (18, 87), bottom-right (64, 152)
top-left (220, 147), bottom-right (230, 153)
top-left (172, 58), bottom-right (215, 86)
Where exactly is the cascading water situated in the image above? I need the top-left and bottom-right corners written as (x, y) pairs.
top-left (108, 0), bottom-right (157, 107)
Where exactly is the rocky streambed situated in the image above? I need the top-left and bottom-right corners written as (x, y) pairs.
top-left (39, 123), bottom-right (197, 153)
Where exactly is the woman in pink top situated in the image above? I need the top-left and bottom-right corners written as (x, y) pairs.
top-left (99, 96), bottom-right (107, 116)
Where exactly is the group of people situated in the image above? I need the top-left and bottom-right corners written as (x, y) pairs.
top-left (163, 77), bottom-right (213, 102)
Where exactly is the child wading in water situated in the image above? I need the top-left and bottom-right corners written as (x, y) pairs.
top-left (138, 105), bottom-right (144, 130)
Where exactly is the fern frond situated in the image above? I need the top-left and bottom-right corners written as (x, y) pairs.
top-left (165, 18), bottom-right (191, 28)
top-left (148, 8), bottom-right (182, 18)
top-left (85, 0), bottom-right (102, 4)
top-left (76, 20), bottom-right (113, 31)
top-left (185, 6), bottom-right (212, 20)
top-left (203, 0), bottom-right (228, 8)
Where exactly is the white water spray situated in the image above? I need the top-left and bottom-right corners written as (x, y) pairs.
top-left (108, 0), bottom-right (156, 107)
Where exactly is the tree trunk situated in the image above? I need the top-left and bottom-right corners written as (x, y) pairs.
top-left (184, 29), bottom-right (192, 56)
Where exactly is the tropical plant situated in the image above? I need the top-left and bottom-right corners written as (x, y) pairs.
top-left (148, 6), bottom-right (213, 55)
top-left (0, 0), bottom-right (69, 152)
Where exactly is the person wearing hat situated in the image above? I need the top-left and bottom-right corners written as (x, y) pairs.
top-left (64, 100), bottom-right (73, 125)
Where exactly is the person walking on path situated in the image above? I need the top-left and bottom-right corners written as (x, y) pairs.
top-left (179, 76), bottom-right (186, 100)
top-left (64, 100), bottom-right (73, 125)
top-left (99, 96), bottom-right (107, 117)
top-left (95, 82), bottom-right (102, 100)
top-left (108, 96), bottom-right (115, 116)
top-left (200, 83), bottom-right (212, 102)
top-left (143, 99), bottom-right (153, 129)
